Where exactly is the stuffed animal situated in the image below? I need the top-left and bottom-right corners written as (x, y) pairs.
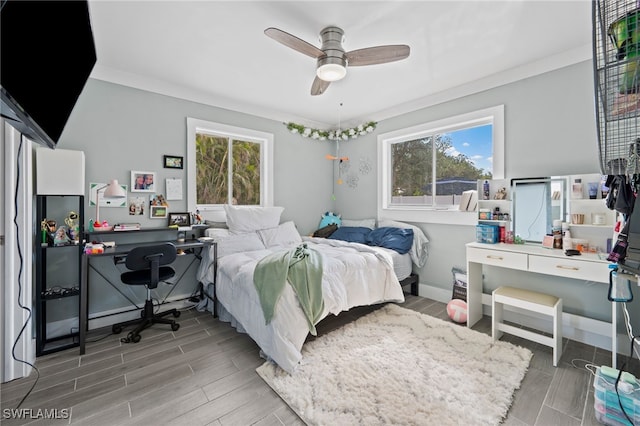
top-left (319, 211), bottom-right (342, 228)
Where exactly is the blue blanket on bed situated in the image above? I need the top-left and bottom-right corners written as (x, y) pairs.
top-left (328, 226), bottom-right (414, 254)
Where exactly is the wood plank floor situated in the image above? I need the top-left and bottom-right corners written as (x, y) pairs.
top-left (2, 294), bottom-right (638, 425)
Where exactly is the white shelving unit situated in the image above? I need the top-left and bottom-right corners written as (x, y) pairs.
top-left (476, 179), bottom-right (511, 243)
top-left (475, 175), bottom-right (617, 251)
top-left (477, 179), bottom-right (511, 224)
top-left (566, 173), bottom-right (617, 251)
top-left (567, 173), bottom-right (615, 225)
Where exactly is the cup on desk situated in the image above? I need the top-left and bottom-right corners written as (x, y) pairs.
top-left (571, 214), bottom-right (585, 225)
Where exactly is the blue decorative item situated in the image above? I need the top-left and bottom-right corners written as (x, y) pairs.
top-left (319, 211), bottom-right (341, 228)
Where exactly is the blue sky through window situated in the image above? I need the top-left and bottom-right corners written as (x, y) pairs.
top-left (443, 124), bottom-right (493, 176)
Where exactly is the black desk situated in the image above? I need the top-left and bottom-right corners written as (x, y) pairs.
top-left (79, 239), bottom-right (214, 354)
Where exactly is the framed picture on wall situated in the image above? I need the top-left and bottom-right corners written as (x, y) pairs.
top-left (131, 171), bottom-right (156, 192)
top-left (163, 155), bottom-right (183, 169)
top-left (128, 196), bottom-right (146, 216)
top-left (168, 212), bottom-right (190, 227)
top-left (150, 205), bottom-right (168, 219)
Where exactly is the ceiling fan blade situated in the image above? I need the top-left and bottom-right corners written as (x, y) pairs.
top-left (264, 27), bottom-right (325, 59)
top-left (311, 76), bottom-right (331, 96)
top-left (346, 45), bottom-right (410, 66)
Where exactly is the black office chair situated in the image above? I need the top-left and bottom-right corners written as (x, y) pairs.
top-left (112, 243), bottom-right (181, 343)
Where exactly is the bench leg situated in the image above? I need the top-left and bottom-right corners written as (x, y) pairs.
top-left (492, 296), bottom-right (503, 341)
top-left (553, 300), bottom-right (563, 367)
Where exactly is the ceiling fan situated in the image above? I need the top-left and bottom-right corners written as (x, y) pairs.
top-left (264, 26), bottom-right (410, 96)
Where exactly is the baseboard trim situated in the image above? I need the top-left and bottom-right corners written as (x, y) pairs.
top-left (419, 283), bottom-right (623, 355)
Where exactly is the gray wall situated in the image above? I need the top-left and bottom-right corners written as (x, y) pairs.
top-left (58, 79), bottom-right (335, 236)
top-left (333, 60), bottom-right (624, 323)
top-left (54, 60), bottom-right (632, 324)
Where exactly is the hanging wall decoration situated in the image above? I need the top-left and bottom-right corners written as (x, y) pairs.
top-left (346, 174), bottom-right (359, 189)
top-left (359, 157), bottom-right (372, 175)
top-left (284, 121), bottom-right (377, 141)
top-left (340, 160), bottom-right (351, 175)
top-left (292, 104), bottom-right (377, 203)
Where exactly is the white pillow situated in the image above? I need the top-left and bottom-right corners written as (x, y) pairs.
top-left (205, 228), bottom-right (231, 240)
top-left (341, 218), bottom-right (376, 229)
top-left (377, 219), bottom-right (430, 267)
top-left (216, 232), bottom-right (266, 258)
top-left (204, 220), bottom-right (228, 229)
top-left (223, 204), bottom-right (284, 234)
top-left (258, 221), bottom-right (302, 249)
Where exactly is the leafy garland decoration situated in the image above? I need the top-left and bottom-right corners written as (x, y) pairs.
top-left (285, 121), bottom-right (377, 141)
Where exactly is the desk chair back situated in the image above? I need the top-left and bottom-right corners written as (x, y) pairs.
top-left (114, 242), bottom-right (181, 343)
top-left (122, 243), bottom-right (177, 289)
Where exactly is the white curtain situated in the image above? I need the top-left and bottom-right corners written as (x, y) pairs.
top-left (1, 119), bottom-right (34, 383)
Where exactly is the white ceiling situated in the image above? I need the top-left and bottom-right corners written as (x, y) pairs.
top-left (87, 0), bottom-right (593, 129)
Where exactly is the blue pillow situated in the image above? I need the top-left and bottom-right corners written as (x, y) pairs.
top-left (328, 226), bottom-right (371, 244)
top-left (366, 227), bottom-right (414, 254)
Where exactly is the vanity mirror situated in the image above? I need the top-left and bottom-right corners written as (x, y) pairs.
top-left (511, 176), bottom-right (567, 243)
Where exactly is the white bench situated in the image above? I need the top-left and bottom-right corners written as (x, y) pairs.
top-left (492, 286), bottom-right (563, 367)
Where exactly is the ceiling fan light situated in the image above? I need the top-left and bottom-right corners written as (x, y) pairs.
top-left (317, 63), bottom-right (347, 82)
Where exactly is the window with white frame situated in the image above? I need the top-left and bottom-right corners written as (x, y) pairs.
top-left (187, 118), bottom-right (273, 213)
top-left (378, 105), bottom-right (504, 224)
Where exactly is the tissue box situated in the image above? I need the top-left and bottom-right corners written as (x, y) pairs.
top-left (476, 224), bottom-right (499, 244)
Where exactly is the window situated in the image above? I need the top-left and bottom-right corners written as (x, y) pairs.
top-left (187, 118), bottom-right (273, 215)
top-left (378, 105), bottom-right (504, 224)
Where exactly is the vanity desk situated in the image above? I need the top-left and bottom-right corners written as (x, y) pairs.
top-left (466, 241), bottom-right (617, 367)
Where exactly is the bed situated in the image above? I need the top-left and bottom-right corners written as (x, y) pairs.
top-left (196, 206), bottom-right (429, 373)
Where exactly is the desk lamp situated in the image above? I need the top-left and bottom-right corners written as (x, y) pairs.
top-left (94, 180), bottom-right (126, 225)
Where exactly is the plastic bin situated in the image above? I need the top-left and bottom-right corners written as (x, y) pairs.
top-left (476, 224), bottom-right (499, 244)
top-left (593, 367), bottom-right (640, 426)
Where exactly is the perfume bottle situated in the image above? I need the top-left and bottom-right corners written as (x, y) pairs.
top-left (571, 178), bottom-right (583, 199)
top-left (483, 180), bottom-right (490, 200)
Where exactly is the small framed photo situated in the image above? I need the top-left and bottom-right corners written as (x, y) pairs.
top-left (164, 155), bottom-right (183, 169)
top-left (168, 212), bottom-right (191, 227)
top-left (128, 196), bottom-right (146, 216)
top-left (150, 205), bottom-right (168, 219)
top-left (131, 171), bottom-right (156, 193)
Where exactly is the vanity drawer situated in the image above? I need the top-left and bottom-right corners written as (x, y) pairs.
top-left (529, 255), bottom-right (609, 282)
top-left (467, 247), bottom-right (528, 270)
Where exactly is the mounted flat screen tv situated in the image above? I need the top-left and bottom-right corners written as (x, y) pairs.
top-left (0, 0), bottom-right (96, 149)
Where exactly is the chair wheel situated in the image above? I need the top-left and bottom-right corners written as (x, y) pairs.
top-left (112, 325), bottom-right (122, 334)
top-left (121, 332), bottom-right (141, 343)
top-left (171, 323), bottom-right (180, 331)
top-left (173, 311), bottom-right (181, 318)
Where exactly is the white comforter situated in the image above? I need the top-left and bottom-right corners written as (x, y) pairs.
top-left (197, 237), bottom-right (405, 373)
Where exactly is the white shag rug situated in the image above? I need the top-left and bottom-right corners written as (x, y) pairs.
top-left (256, 303), bottom-right (532, 426)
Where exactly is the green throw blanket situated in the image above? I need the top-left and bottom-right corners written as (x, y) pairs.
top-left (253, 243), bottom-right (324, 335)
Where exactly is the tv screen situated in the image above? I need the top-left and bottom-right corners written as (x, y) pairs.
top-left (0, 0), bottom-right (96, 149)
